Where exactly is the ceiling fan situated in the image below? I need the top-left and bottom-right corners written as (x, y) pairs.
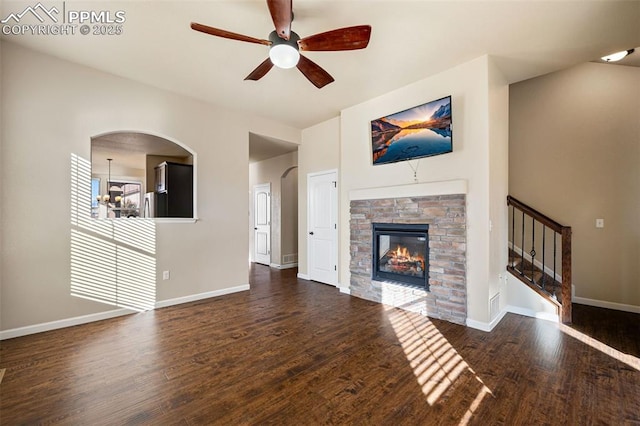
top-left (190, 0), bottom-right (372, 89)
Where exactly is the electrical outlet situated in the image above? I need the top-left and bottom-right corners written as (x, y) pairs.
top-left (499, 273), bottom-right (507, 286)
top-left (162, 270), bottom-right (170, 280)
top-left (596, 218), bottom-right (604, 229)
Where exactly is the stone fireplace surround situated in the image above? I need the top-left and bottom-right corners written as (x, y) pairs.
top-left (349, 181), bottom-right (467, 325)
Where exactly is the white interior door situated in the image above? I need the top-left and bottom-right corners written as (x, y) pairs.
top-left (254, 183), bottom-right (271, 265)
top-left (308, 170), bottom-right (338, 285)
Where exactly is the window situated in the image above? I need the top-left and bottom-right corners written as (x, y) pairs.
top-left (91, 177), bottom-right (100, 218)
top-left (108, 181), bottom-right (142, 218)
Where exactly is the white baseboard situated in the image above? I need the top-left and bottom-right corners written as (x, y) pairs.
top-left (269, 263), bottom-right (298, 270)
top-left (155, 285), bottom-right (250, 309)
top-left (296, 274), bottom-right (341, 288)
top-left (490, 309), bottom-right (509, 329)
top-left (466, 303), bottom-right (560, 333)
top-left (505, 304), bottom-right (559, 323)
top-left (466, 309), bottom-right (508, 332)
top-left (572, 296), bottom-right (640, 314)
top-left (0, 284), bottom-right (250, 340)
top-left (339, 286), bottom-right (351, 295)
top-left (0, 308), bottom-right (135, 340)
top-left (465, 317), bottom-right (494, 332)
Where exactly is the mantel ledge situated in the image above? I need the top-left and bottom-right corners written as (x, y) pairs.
top-left (349, 179), bottom-right (467, 201)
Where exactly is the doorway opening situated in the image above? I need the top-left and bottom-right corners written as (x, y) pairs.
top-left (248, 133), bottom-right (299, 270)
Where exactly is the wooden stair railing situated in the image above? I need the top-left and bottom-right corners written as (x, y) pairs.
top-left (507, 196), bottom-right (572, 323)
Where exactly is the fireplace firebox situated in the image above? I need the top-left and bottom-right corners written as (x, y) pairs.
top-left (372, 223), bottom-right (429, 289)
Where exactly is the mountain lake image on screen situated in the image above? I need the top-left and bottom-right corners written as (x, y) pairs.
top-left (371, 96), bottom-right (452, 165)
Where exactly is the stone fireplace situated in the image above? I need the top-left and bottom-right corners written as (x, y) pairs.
top-left (349, 192), bottom-right (467, 325)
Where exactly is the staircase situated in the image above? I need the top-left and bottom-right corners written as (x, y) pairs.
top-left (507, 196), bottom-right (572, 323)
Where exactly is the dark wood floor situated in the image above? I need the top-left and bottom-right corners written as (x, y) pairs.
top-left (1, 265), bottom-right (639, 425)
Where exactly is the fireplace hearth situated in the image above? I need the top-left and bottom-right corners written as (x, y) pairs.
top-left (372, 223), bottom-right (429, 289)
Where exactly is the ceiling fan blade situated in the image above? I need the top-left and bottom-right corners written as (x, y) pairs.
top-left (244, 58), bottom-right (275, 81)
top-left (296, 55), bottom-right (334, 89)
top-left (266, 0), bottom-right (292, 40)
top-left (298, 25), bottom-right (372, 51)
top-left (191, 22), bottom-right (271, 46)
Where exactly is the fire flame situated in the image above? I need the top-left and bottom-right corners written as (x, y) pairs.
top-left (390, 244), bottom-right (425, 270)
top-left (395, 245), bottom-right (410, 258)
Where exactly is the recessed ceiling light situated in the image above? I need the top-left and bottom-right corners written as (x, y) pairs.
top-left (601, 48), bottom-right (635, 62)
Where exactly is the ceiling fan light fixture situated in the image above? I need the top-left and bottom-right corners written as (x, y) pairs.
top-left (601, 48), bottom-right (634, 62)
top-left (268, 30), bottom-right (300, 69)
top-left (269, 44), bottom-right (300, 69)
top-left (190, 1), bottom-right (373, 88)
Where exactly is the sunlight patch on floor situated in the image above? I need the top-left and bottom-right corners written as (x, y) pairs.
top-left (458, 379), bottom-right (492, 425)
top-left (559, 323), bottom-right (640, 371)
top-left (385, 306), bottom-right (493, 419)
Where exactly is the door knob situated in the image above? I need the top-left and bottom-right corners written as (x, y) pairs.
top-left (309, 231), bottom-right (314, 235)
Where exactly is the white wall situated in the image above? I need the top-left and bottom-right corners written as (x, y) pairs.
top-left (505, 274), bottom-right (559, 322)
top-left (488, 59), bottom-right (510, 317)
top-left (0, 42), bottom-right (300, 331)
top-left (298, 117), bottom-right (340, 276)
top-left (510, 62), bottom-right (640, 311)
top-left (339, 56), bottom-right (509, 326)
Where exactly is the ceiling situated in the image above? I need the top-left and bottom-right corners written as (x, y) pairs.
top-left (2, 1), bottom-right (639, 136)
top-left (249, 133), bottom-right (298, 163)
top-left (92, 132), bottom-right (192, 173)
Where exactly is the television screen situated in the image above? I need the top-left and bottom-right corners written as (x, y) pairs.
top-left (371, 95), bottom-right (452, 165)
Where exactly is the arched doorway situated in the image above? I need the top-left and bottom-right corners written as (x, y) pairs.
top-left (91, 131), bottom-right (195, 219)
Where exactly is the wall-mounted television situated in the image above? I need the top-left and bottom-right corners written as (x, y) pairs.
top-left (371, 95), bottom-right (452, 165)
